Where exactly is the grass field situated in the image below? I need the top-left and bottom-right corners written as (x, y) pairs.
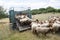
top-left (0, 13), bottom-right (60, 40)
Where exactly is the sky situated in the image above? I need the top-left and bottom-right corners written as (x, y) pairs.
top-left (0, 0), bottom-right (60, 10)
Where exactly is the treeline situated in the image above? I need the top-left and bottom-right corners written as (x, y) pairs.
top-left (0, 6), bottom-right (60, 19)
top-left (31, 6), bottom-right (60, 15)
top-left (0, 6), bottom-right (8, 19)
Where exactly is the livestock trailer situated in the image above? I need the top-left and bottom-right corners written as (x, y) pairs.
top-left (9, 7), bottom-right (32, 31)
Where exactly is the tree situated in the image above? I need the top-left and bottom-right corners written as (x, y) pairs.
top-left (31, 9), bottom-right (39, 15)
top-left (57, 9), bottom-right (60, 12)
top-left (39, 8), bottom-right (46, 13)
top-left (46, 6), bottom-right (56, 12)
top-left (0, 6), bottom-right (8, 19)
top-left (39, 8), bottom-right (46, 11)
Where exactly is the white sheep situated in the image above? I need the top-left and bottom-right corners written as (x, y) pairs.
top-left (48, 16), bottom-right (59, 23)
top-left (40, 20), bottom-right (49, 27)
top-left (35, 27), bottom-right (51, 36)
top-left (20, 14), bottom-right (26, 18)
top-left (31, 20), bottom-right (51, 36)
top-left (16, 15), bottom-right (32, 26)
top-left (52, 20), bottom-right (60, 33)
top-left (20, 16), bottom-right (31, 22)
top-left (31, 22), bottom-right (41, 33)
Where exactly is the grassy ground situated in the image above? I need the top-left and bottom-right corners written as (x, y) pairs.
top-left (0, 13), bottom-right (60, 40)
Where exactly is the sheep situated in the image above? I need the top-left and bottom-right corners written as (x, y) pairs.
top-left (20, 15), bottom-right (25, 19)
top-left (47, 16), bottom-right (60, 33)
top-left (31, 19), bottom-right (41, 33)
top-left (19, 15), bottom-right (32, 25)
top-left (15, 14), bottom-right (27, 20)
top-left (35, 27), bottom-right (52, 36)
top-left (56, 20), bottom-right (60, 24)
top-left (40, 20), bottom-right (49, 27)
top-left (48, 16), bottom-right (59, 23)
top-left (20, 15), bottom-right (32, 22)
top-left (15, 14), bottom-right (32, 26)
top-left (31, 19), bottom-right (52, 36)
top-left (48, 18), bottom-right (56, 27)
top-left (31, 22), bottom-right (39, 33)
top-left (37, 20), bottom-right (50, 27)
top-left (52, 20), bottom-right (60, 33)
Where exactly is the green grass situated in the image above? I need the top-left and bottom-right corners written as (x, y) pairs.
top-left (0, 13), bottom-right (60, 40)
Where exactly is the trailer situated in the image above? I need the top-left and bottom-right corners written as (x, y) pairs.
top-left (9, 7), bottom-right (32, 32)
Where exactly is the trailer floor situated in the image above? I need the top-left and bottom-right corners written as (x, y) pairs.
top-left (18, 25), bottom-right (31, 32)
top-left (16, 21), bottom-right (31, 32)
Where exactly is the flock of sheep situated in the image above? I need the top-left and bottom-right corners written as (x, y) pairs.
top-left (31, 16), bottom-right (60, 36)
top-left (15, 14), bottom-right (32, 26)
top-left (15, 14), bottom-right (60, 36)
